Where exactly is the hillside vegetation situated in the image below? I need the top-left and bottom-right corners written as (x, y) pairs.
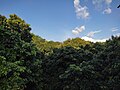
top-left (32, 34), bottom-right (91, 54)
top-left (0, 14), bottom-right (120, 90)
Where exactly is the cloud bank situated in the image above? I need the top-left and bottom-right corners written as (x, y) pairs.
top-left (82, 36), bottom-right (108, 43)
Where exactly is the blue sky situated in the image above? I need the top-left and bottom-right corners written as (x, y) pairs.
top-left (0, 0), bottom-right (120, 42)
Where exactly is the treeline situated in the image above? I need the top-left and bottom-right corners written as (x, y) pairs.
top-left (32, 34), bottom-right (91, 54)
top-left (0, 14), bottom-right (120, 90)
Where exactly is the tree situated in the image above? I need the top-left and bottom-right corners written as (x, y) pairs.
top-left (0, 14), bottom-right (43, 90)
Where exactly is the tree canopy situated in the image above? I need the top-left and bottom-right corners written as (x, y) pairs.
top-left (0, 14), bottom-right (120, 90)
top-left (0, 14), bottom-right (43, 90)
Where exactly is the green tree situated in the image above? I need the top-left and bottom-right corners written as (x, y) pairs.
top-left (0, 14), bottom-right (43, 90)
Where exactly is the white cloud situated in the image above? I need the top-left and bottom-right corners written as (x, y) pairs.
top-left (72, 25), bottom-right (85, 35)
top-left (81, 36), bottom-right (108, 43)
top-left (103, 7), bottom-right (112, 14)
top-left (92, 0), bottom-right (103, 9)
top-left (92, 0), bottom-right (112, 14)
top-left (92, 0), bottom-right (112, 7)
top-left (74, 0), bottom-right (89, 19)
top-left (87, 30), bottom-right (101, 37)
top-left (103, 0), bottom-right (112, 14)
top-left (105, 0), bottom-right (112, 5)
top-left (111, 27), bottom-right (119, 32)
top-left (72, 30), bottom-right (79, 35)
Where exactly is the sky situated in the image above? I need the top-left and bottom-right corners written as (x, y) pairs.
top-left (0, 0), bottom-right (120, 42)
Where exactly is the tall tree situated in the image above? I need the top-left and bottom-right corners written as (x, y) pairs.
top-left (0, 14), bottom-right (43, 90)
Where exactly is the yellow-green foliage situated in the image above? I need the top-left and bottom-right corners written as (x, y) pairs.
top-left (32, 34), bottom-right (61, 54)
top-left (62, 38), bottom-right (91, 48)
top-left (32, 35), bottom-right (91, 54)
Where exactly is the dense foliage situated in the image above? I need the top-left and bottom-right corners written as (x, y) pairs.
top-left (32, 35), bottom-right (91, 54)
top-left (0, 14), bottom-right (43, 90)
top-left (42, 37), bottom-right (120, 90)
top-left (0, 14), bottom-right (120, 90)
top-left (32, 34), bottom-right (61, 54)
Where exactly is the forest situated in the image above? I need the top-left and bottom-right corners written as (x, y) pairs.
top-left (0, 14), bottom-right (120, 90)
